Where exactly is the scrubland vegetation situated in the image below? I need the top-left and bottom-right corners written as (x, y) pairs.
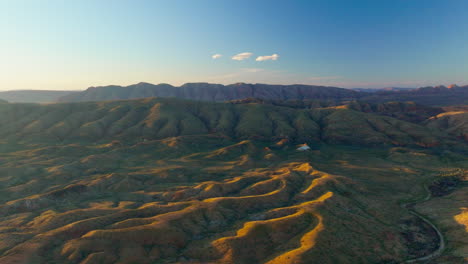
top-left (0, 98), bottom-right (466, 263)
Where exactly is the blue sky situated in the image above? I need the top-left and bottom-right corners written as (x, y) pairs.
top-left (1, 0), bottom-right (467, 90)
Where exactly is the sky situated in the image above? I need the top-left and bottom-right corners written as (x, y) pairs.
top-left (1, 0), bottom-right (468, 91)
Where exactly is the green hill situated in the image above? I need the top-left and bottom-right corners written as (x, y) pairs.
top-left (0, 98), bottom-right (457, 147)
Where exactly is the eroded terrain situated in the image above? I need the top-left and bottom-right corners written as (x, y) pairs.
top-left (0, 98), bottom-right (466, 263)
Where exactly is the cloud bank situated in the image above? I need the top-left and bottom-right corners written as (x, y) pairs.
top-left (232, 52), bottom-right (253, 61)
top-left (256, 54), bottom-right (279, 61)
top-left (212, 54), bottom-right (222, 59)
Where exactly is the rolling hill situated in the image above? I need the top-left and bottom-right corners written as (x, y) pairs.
top-left (426, 108), bottom-right (468, 142)
top-left (0, 98), bottom-right (466, 264)
top-left (0, 98), bottom-right (456, 147)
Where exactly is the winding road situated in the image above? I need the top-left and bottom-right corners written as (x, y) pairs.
top-left (402, 183), bottom-right (446, 263)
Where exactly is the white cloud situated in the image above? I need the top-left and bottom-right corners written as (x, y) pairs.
top-left (232, 52), bottom-right (253, 61)
top-left (212, 54), bottom-right (222, 59)
top-left (256, 54), bottom-right (279, 61)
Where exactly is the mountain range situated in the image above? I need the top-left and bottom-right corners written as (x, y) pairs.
top-left (57, 82), bottom-right (360, 103)
top-left (57, 82), bottom-right (468, 106)
top-left (1, 83), bottom-right (466, 107)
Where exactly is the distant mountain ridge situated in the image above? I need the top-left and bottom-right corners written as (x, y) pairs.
top-left (57, 82), bottom-right (468, 106)
top-left (352, 87), bottom-right (416, 92)
top-left (0, 90), bottom-right (79, 103)
top-left (377, 84), bottom-right (466, 94)
top-left (363, 85), bottom-right (468, 106)
top-left (58, 82), bottom-right (361, 103)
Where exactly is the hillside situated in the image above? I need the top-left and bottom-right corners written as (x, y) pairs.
top-left (426, 108), bottom-right (468, 142)
top-left (0, 90), bottom-right (79, 103)
top-left (0, 98), bottom-right (466, 264)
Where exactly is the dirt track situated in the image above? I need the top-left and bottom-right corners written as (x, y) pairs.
top-left (403, 184), bottom-right (445, 263)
